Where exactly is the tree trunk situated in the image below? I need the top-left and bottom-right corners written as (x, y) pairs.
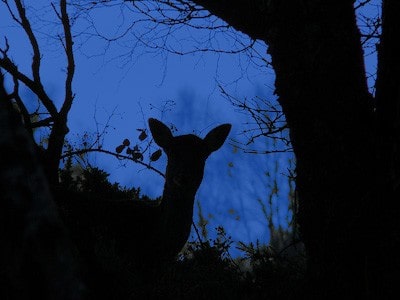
top-left (0, 74), bottom-right (84, 299)
top-left (263, 2), bottom-right (375, 297)
top-left (190, 0), bottom-right (399, 297)
top-left (373, 0), bottom-right (400, 296)
top-left (44, 118), bottom-right (69, 187)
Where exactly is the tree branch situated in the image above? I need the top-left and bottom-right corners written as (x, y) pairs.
top-left (57, 0), bottom-right (76, 118)
top-left (0, 55), bottom-right (59, 117)
top-left (14, 0), bottom-right (42, 84)
top-left (61, 148), bottom-right (165, 178)
top-left (188, 0), bottom-right (270, 41)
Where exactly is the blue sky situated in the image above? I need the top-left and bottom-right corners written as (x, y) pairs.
top-left (1, 1), bottom-right (378, 256)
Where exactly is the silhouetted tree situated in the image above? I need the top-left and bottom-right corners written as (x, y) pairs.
top-left (0, 0), bottom-right (160, 186)
top-left (0, 0), bottom-right (74, 185)
top-left (2, 1), bottom-right (399, 297)
top-left (0, 72), bottom-right (83, 299)
top-left (83, 1), bottom-right (398, 297)
top-left (168, 1), bottom-right (398, 298)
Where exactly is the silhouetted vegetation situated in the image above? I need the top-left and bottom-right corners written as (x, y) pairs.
top-left (3, 1), bottom-right (399, 298)
top-left (54, 163), bottom-right (305, 299)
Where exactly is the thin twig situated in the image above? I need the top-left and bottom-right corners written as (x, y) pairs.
top-left (61, 148), bottom-right (165, 178)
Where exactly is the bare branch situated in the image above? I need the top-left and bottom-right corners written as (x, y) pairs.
top-left (0, 2), bottom-right (59, 118)
top-left (0, 55), bottom-right (58, 117)
top-left (58, 0), bottom-right (76, 118)
top-left (71, 0), bottom-right (268, 64)
top-left (14, 0), bottom-right (42, 84)
top-left (355, 0), bottom-right (374, 10)
top-left (231, 140), bottom-right (292, 155)
top-left (1, 0), bottom-right (22, 25)
top-left (61, 148), bottom-right (165, 178)
top-left (218, 83), bottom-right (290, 153)
top-left (31, 117), bottom-right (54, 129)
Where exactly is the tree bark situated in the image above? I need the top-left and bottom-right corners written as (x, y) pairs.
top-left (263, 2), bottom-right (375, 297)
top-left (189, 0), bottom-right (397, 297)
top-left (373, 0), bottom-right (400, 296)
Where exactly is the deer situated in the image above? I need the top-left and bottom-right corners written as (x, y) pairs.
top-left (57, 118), bottom-right (231, 297)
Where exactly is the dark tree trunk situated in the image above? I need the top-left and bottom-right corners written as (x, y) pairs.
top-left (44, 118), bottom-right (69, 187)
top-left (373, 0), bottom-right (400, 296)
top-left (190, 0), bottom-right (399, 297)
top-left (263, 2), bottom-right (375, 297)
top-left (0, 74), bottom-right (84, 299)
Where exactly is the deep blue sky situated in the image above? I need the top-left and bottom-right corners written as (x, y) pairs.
top-left (1, 1), bottom-right (378, 255)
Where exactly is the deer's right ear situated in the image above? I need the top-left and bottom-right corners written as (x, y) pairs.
top-left (204, 123), bottom-right (231, 154)
top-left (149, 118), bottom-right (173, 149)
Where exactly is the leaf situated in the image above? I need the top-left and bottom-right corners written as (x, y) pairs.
top-left (132, 152), bottom-right (143, 161)
top-left (150, 149), bottom-right (162, 161)
top-left (122, 138), bottom-right (130, 146)
top-left (138, 130), bottom-right (147, 141)
top-left (116, 144), bottom-right (125, 153)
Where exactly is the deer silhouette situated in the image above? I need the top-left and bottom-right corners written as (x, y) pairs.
top-left (145, 118), bottom-right (231, 258)
top-left (58, 118), bottom-right (231, 296)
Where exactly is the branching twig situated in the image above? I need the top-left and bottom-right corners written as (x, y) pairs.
top-left (14, 0), bottom-right (41, 84)
top-left (219, 83), bottom-right (291, 153)
top-left (61, 148), bottom-right (165, 178)
top-left (58, 0), bottom-right (76, 119)
top-left (0, 2), bottom-right (58, 118)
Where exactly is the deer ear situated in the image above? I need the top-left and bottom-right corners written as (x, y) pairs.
top-left (148, 118), bottom-right (173, 149)
top-left (203, 124), bottom-right (231, 154)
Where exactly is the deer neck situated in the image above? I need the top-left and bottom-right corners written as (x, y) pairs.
top-left (158, 175), bottom-right (200, 254)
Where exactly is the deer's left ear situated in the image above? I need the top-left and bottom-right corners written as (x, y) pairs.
top-left (149, 118), bottom-right (173, 149)
top-left (203, 124), bottom-right (231, 154)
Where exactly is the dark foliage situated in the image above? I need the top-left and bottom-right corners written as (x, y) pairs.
top-left (54, 165), bottom-right (304, 299)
